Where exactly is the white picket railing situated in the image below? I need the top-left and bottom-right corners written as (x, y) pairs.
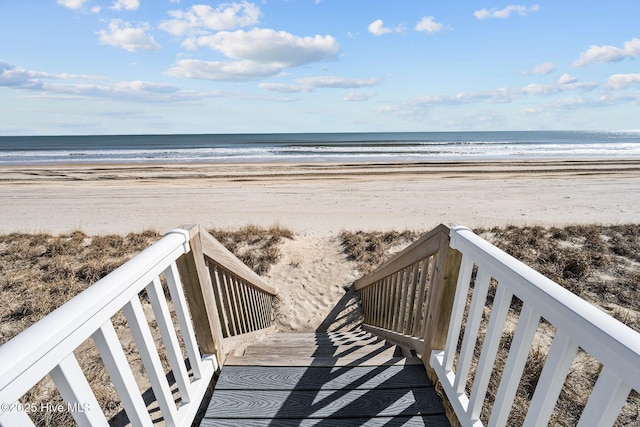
top-left (0, 230), bottom-right (217, 427)
top-left (431, 226), bottom-right (640, 427)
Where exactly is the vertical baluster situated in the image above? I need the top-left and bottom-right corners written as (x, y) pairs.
top-left (380, 277), bottom-right (390, 328)
top-left (258, 291), bottom-right (268, 329)
top-left (232, 276), bottom-right (248, 334)
top-left (390, 270), bottom-right (404, 331)
top-left (123, 296), bottom-right (179, 425)
top-left (361, 286), bottom-right (370, 325)
top-left (248, 287), bottom-right (259, 331)
top-left (384, 274), bottom-right (394, 330)
top-left (486, 303), bottom-right (539, 426)
top-left (577, 367), bottom-right (632, 427)
top-left (442, 255), bottom-right (474, 371)
top-left (464, 283), bottom-right (514, 420)
top-left (164, 262), bottom-right (207, 378)
top-left (252, 287), bottom-right (263, 330)
top-left (211, 266), bottom-right (231, 338)
top-left (413, 257), bottom-right (430, 337)
top-left (373, 281), bottom-right (382, 327)
top-left (403, 261), bottom-right (421, 335)
top-left (49, 353), bottom-right (108, 427)
top-left (396, 266), bottom-right (411, 333)
top-left (221, 271), bottom-right (239, 336)
top-left (146, 278), bottom-right (192, 404)
top-left (523, 331), bottom-right (577, 427)
top-left (92, 321), bottom-right (153, 427)
top-left (239, 281), bottom-right (255, 333)
top-left (454, 268), bottom-right (491, 394)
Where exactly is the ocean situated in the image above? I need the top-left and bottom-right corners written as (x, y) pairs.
top-left (1, 130), bottom-right (639, 165)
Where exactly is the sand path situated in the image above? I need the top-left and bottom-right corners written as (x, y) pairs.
top-left (266, 234), bottom-right (360, 332)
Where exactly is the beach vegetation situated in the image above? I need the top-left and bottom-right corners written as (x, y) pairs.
top-left (208, 224), bottom-right (294, 275)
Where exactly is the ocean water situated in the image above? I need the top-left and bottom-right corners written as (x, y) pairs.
top-left (0, 131), bottom-right (639, 165)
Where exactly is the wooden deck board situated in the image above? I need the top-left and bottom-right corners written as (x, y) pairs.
top-left (224, 354), bottom-right (424, 367)
top-left (215, 365), bottom-right (432, 390)
top-left (205, 388), bottom-right (445, 419)
top-left (242, 342), bottom-right (395, 357)
top-left (200, 331), bottom-right (450, 426)
top-left (200, 415), bottom-right (451, 426)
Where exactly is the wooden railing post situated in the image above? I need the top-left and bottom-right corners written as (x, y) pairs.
top-left (176, 225), bottom-right (225, 368)
top-left (422, 230), bottom-right (463, 382)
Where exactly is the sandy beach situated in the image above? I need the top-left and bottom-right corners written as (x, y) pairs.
top-left (1, 159), bottom-right (639, 236)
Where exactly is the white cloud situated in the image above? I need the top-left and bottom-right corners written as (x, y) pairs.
top-left (295, 76), bottom-right (380, 89)
top-left (343, 91), bottom-right (376, 102)
top-left (368, 19), bottom-right (404, 36)
top-left (258, 83), bottom-right (311, 93)
top-left (415, 16), bottom-right (444, 34)
top-left (91, 6), bottom-right (101, 13)
top-left (558, 73), bottom-right (577, 85)
top-left (0, 61), bottom-right (206, 103)
top-left (193, 28), bottom-right (339, 67)
top-left (258, 76), bottom-right (381, 93)
top-left (98, 20), bottom-right (161, 52)
top-left (166, 59), bottom-right (282, 81)
top-left (606, 73), bottom-right (640, 89)
top-left (524, 62), bottom-right (555, 74)
top-left (573, 38), bottom-right (640, 67)
top-left (57, 0), bottom-right (87, 9)
top-left (382, 76), bottom-right (599, 118)
top-left (160, 2), bottom-right (261, 36)
top-left (111, 0), bottom-right (140, 11)
top-left (474, 4), bottom-right (540, 20)
top-left (0, 61), bottom-right (103, 90)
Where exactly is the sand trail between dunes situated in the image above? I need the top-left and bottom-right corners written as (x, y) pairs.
top-left (266, 234), bottom-right (362, 332)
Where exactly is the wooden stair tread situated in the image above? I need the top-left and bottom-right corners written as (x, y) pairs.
top-left (200, 415), bottom-right (451, 426)
top-left (200, 329), bottom-right (449, 426)
top-left (224, 353), bottom-right (424, 367)
top-left (205, 388), bottom-right (446, 419)
top-left (215, 365), bottom-right (433, 390)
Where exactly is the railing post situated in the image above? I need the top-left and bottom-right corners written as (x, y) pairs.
top-left (422, 230), bottom-right (463, 383)
top-left (176, 225), bottom-right (225, 368)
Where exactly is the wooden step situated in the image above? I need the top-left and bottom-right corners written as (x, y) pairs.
top-left (242, 341), bottom-right (394, 357)
top-left (215, 365), bottom-right (431, 390)
top-left (200, 415), bottom-right (450, 426)
top-left (204, 388), bottom-right (447, 419)
top-left (224, 353), bottom-right (424, 367)
top-left (200, 329), bottom-right (450, 426)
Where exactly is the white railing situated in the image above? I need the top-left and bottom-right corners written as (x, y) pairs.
top-left (431, 226), bottom-right (640, 427)
top-left (0, 230), bottom-right (217, 427)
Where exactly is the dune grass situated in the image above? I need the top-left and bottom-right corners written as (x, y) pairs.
top-left (208, 224), bottom-right (294, 275)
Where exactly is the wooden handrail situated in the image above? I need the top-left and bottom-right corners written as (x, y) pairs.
top-left (180, 225), bottom-right (277, 345)
top-left (354, 224), bottom-right (461, 365)
top-left (354, 224), bottom-right (450, 291)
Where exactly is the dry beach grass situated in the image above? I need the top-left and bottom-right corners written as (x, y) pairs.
top-left (0, 224), bottom-right (639, 425)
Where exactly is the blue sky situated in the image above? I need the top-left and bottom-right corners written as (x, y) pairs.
top-left (1, 1), bottom-right (639, 135)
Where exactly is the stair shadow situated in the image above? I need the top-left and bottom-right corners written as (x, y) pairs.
top-left (315, 285), bottom-right (363, 333)
top-left (265, 342), bottom-right (447, 426)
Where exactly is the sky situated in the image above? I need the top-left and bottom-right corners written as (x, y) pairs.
top-left (1, 1), bottom-right (640, 135)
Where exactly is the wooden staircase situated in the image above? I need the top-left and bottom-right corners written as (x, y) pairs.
top-left (200, 329), bottom-right (450, 426)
